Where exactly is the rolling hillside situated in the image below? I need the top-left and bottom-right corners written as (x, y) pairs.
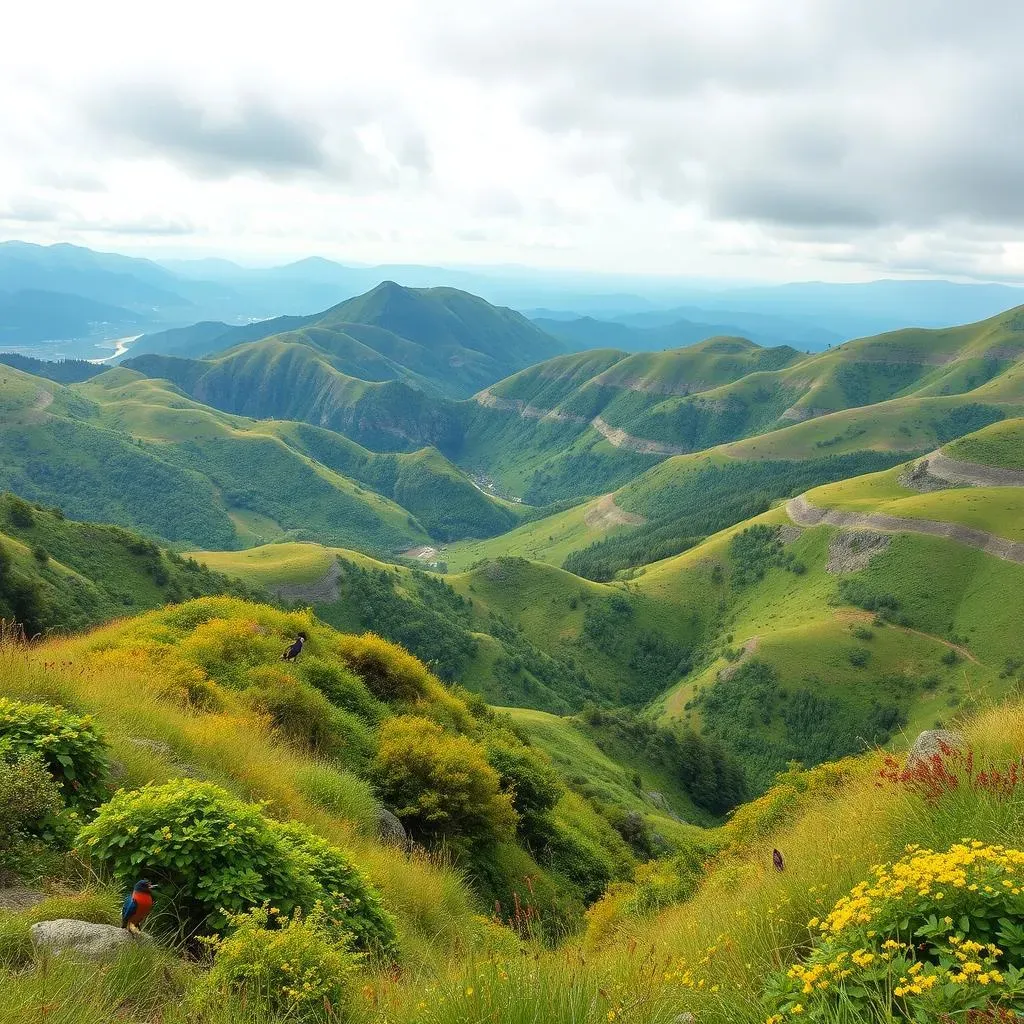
top-left (0, 363), bottom-right (524, 552)
top-left (127, 280), bottom-right (566, 403)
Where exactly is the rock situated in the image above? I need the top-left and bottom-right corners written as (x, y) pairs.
top-left (377, 807), bottom-right (408, 847)
top-left (30, 919), bottom-right (152, 958)
top-left (907, 729), bottom-right (965, 767)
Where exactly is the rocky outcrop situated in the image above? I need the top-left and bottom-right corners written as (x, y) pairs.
top-left (30, 919), bottom-right (152, 958)
top-left (377, 807), bottom-right (409, 848)
top-left (907, 729), bottom-right (965, 768)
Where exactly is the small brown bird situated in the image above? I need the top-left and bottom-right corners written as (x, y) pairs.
top-left (772, 848), bottom-right (785, 872)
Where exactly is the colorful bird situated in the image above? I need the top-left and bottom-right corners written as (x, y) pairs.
top-left (282, 631), bottom-right (307, 662)
top-left (772, 848), bottom-right (785, 872)
top-left (122, 879), bottom-right (157, 933)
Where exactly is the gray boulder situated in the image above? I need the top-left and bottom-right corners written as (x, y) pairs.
top-left (907, 729), bottom-right (965, 768)
top-left (30, 919), bottom-right (152, 958)
top-left (377, 806), bottom-right (409, 848)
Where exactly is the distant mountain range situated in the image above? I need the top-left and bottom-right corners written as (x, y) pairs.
top-left (6, 240), bottom-right (1024, 362)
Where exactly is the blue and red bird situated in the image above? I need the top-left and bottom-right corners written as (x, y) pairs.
top-left (122, 879), bottom-right (157, 933)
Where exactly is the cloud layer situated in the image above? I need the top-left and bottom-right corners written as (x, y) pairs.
top-left (3, 0), bottom-right (1024, 279)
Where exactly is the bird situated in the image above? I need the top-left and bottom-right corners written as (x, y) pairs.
top-left (122, 879), bottom-right (157, 933)
top-left (281, 631), bottom-right (307, 662)
top-left (772, 848), bottom-right (785, 872)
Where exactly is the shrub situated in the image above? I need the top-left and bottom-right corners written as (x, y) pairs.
top-left (4, 494), bottom-right (35, 528)
top-left (0, 756), bottom-right (72, 879)
top-left (270, 820), bottom-right (397, 955)
top-left (767, 842), bottom-right (1024, 1021)
top-left (299, 656), bottom-right (382, 722)
top-left (335, 633), bottom-right (431, 703)
top-left (373, 716), bottom-right (517, 851)
top-left (486, 736), bottom-right (564, 843)
top-left (0, 699), bottom-right (109, 810)
top-left (78, 779), bottom-right (316, 936)
top-left (848, 647), bottom-right (870, 668)
top-left (192, 906), bottom-right (356, 1023)
top-left (942, 647), bottom-right (961, 666)
top-left (242, 671), bottom-right (375, 769)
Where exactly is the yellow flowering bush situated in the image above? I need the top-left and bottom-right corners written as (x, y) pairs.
top-left (766, 842), bottom-right (1024, 1020)
top-left (192, 905), bottom-right (356, 1022)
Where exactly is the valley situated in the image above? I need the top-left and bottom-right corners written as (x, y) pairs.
top-left (3, 258), bottom-right (1024, 1024)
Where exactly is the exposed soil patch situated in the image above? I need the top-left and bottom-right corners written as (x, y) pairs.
top-left (0, 887), bottom-right (45, 912)
top-left (787, 494), bottom-right (1024, 565)
top-left (826, 531), bottom-right (892, 573)
top-left (584, 493), bottom-right (647, 530)
top-left (270, 558), bottom-right (342, 604)
top-left (926, 450), bottom-right (1024, 488)
top-left (591, 416), bottom-right (688, 455)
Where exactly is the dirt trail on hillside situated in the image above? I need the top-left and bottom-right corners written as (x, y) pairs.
top-left (786, 494), bottom-right (1024, 565)
top-left (473, 390), bottom-right (688, 456)
top-left (920, 450), bottom-right (1024, 488)
top-left (718, 635), bottom-right (760, 681)
top-left (584, 493), bottom-right (647, 529)
top-left (269, 559), bottom-right (341, 604)
top-left (33, 388), bottom-right (53, 412)
top-left (835, 608), bottom-right (983, 666)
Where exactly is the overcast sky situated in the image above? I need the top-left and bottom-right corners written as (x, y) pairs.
top-left (4, 0), bottom-right (1024, 281)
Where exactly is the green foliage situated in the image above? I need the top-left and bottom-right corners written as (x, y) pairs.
top-left (373, 716), bottom-right (517, 851)
top-left (0, 914), bottom-right (33, 969)
top-left (696, 660), bottom-right (909, 791)
top-left (78, 779), bottom-right (388, 946)
top-left (930, 402), bottom-right (1006, 443)
top-left (0, 540), bottom-right (45, 635)
top-left (293, 762), bottom-right (379, 832)
top-left (729, 524), bottom-right (805, 587)
top-left (242, 672), bottom-right (375, 770)
top-left (485, 735), bottom-right (564, 844)
top-left (0, 699), bottom-right (109, 810)
top-left (0, 352), bottom-right (106, 384)
top-left (329, 559), bottom-right (478, 682)
top-left (769, 842), bottom-right (1024, 1021)
top-left (0, 755), bottom-right (70, 879)
top-left (193, 905), bottom-right (357, 1023)
top-left (298, 655), bottom-right (383, 723)
top-left (270, 821), bottom-right (398, 955)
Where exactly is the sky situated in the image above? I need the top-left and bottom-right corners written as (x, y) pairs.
top-left (4, 0), bottom-right (1024, 282)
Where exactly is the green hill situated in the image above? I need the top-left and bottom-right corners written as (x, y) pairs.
top-left (0, 492), bottom-right (261, 635)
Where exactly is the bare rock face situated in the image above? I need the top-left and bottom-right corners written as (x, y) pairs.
top-left (907, 729), bottom-right (965, 768)
top-left (29, 919), bottom-right (152, 958)
top-left (377, 806), bottom-right (409, 848)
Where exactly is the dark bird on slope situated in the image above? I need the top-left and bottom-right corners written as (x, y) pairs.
top-left (773, 848), bottom-right (785, 872)
top-left (282, 631), bottom-right (307, 662)
top-left (122, 879), bottom-right (157, 933)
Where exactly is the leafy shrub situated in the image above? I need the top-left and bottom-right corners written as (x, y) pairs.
top-left (848, 647), bottom-right (870, 668)
top-left (3, 494), bottom-right (35, 529)
top-left (192, 906), bottom-right (356, 1022)
top-left (299, 655), bottom-right (382, 722)
top-left (0, 699), bottom-right (109, 810)
top-left (270, 820), bottom-right (397, 955)
top-left (335, 633), bottom-right (432, 703)
top-left (242, 671), bottom-right (375, 770)
top-left (486, 736), bottom-right (563, 843)
top-left (0, 756), bottom-right (70, 879)
top-left (177, 617), bottom-right (283, 688)
top-left (79, 780), bottom-right (307, 936)
top-left (767, 842), bottom-right (1024, 1021)
top-left (942, 647), bottom-right (961, 666)
top-left (373, 716), bottom-right (517, 851)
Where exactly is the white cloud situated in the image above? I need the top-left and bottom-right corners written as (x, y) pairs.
top-left (2, 0), bottom-right (1024, 280)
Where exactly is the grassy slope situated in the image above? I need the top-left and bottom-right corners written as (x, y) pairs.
top-left (0, 495), bottom-right (261, 634)
top-left (945, 415), bottom-right (1024, 469)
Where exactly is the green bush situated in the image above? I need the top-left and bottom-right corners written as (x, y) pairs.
top-left (486, 736), bottom-right (563, 843)
top-left (373, 716), bottom-right (517, 851)
top-left (242, 671), bottom-right (375, 770)
top-left (768, 842), bottom-right (1024, 1021)
top-left (25, 890), bottom-right (120, 926)
top-left (78, 779), bottom-right (393, 947)
top-left (298, 655), bottom-right (382, 722)
top-left (192, 905), bottom-right (356, 1023)
top-left (336, 634), bottom-right (431, 704)
top-left (0, 699), bottom-right (109, 810)
top-left (0, 755), bottom-right (71, 879)
top-left (271, 820), bottom-right (397, 955)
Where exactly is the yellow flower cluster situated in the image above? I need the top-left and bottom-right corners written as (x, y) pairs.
top-left (819, 842), bottom-right (1024, 934)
